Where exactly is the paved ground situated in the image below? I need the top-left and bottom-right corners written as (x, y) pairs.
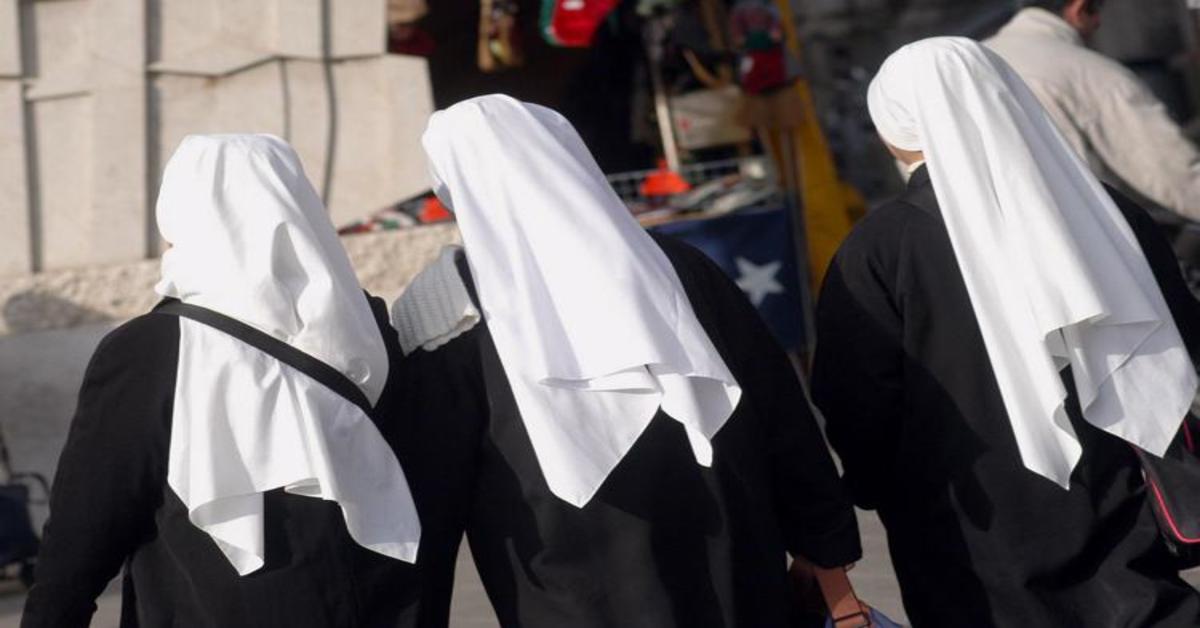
top-left (0, 510), bottom-right (909, 628)
top-left (0, 324), bottom-right (1195, 627)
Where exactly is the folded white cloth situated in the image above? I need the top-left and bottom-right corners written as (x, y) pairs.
top-left (422, 95), bottom-right (742, 507)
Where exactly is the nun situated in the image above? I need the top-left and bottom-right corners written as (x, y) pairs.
top-left (390, 95), bottom-right (861, 627)
top-left (21, 135), bottom-right (422, 627)
top-left (812, 38), bottom-right (1200, 627)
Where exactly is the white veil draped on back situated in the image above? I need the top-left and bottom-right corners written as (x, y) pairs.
top-left (867, 38), bottom-right (1197, 486)
top-left (156, 134), bottom-right (420, 574)
top-left (422, 96), bottom-right (742, 507)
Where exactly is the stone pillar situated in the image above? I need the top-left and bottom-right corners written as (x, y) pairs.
top-left (89, 0), bottom-right (148, 261)
top-left (0, 0), bottom-right (30, 276)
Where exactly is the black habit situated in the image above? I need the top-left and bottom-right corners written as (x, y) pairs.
top-left (812, 165), bottom-right (1200, 627)
top-left (21, 296), bottom-right (421, 628)
top-left (391, 234), bottom-right (861, 628)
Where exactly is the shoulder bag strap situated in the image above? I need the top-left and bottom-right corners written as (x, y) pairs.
top-left (153, 300), bottom-right (374, 416)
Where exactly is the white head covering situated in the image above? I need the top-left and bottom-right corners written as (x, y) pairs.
top-left (867, 38), bottom-right (1198, 486)
top-left (155, 134), bottom-right (420, 574)
top-left (422, 95), bottom-right (742, 506)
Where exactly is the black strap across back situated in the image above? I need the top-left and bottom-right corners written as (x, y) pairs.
top-left (153, 299), bottom-right (375, 416)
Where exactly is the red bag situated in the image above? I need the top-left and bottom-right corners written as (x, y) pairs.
top-left (541, 0), bottom-right (619, 48)
top-left (1134, 413), bottom-right (1200, 568)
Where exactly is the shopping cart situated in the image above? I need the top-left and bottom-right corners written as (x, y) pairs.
top-left (0, 424), bottom-right (47, 588)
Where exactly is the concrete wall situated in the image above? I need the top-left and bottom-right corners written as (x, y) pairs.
top-left (1, 0), bottom-right (434, 277)
top-left (0, 222), bottom-right (461, 336)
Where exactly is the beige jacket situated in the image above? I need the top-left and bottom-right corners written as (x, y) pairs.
top-left (987, 8), bottom-right (1200, 221)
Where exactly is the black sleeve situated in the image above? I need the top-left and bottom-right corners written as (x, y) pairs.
top-left (22, 315), bottom-right (176, 628)
top-left (656, 235), bottom-right (862, 568)
top-left (389, 328), bottom-right (489, 625)
top-left (1109, 189), bottom-right (1200, 360)
top-left (810, 212), bottom-right (907, 512)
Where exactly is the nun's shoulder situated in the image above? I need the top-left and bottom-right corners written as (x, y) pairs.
top-left (99, 311), bottom-right (181, 352)
top-left (836, 199), bottom-right (937, 264)
top-left (83, 312), bottom-right (182, 382)
top-left (650, 231), bottom-right (727, 280)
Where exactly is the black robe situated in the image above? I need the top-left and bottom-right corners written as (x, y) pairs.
top-left (391, 234), bottom-right (861, 628)
top-left (812, 165), bottom-right (1200, 627)
top-left (21, 296), bottom-right (421, 628)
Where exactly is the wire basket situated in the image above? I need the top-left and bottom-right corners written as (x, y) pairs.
top-left (605, 156), bottom-right (777, 205)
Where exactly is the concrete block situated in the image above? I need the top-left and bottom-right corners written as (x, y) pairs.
top-left (214, 60), bottom-right (287, 135)
top-left (153, 73), bottom-right (221, 174)
top-left (275, 0), bottom-right (323, 59)
top-left (281, 58), bottom-right (333, 199)
top-left (325, 58), bottom-right (393, 226)
top-left (152, 61), bottom-right (287, 249)
top-left (331, 0), bottom-right (387, 58)
top-left (26, 0), bottom-right (91, 92)
top-left (0, 0), bottom-right (20, 77)
top-left (280, 55), bottom-right (432, 226)
top-left (153, 0), bottom-right (273, 76)
top-left (276, 0), bottom-right (386, 60)
top-left (24, 0), bottom-right (92, 101)
top-left (383, 54), bottom-right (436, 212)
top-left (217, 0), bottom-right (277, 54)
top-left (150, 44), bottom-right (273, 78)
top-left (89, 0), bottom-right (149, 264)
top-left (154, 0), bottom-right (221, 65)
top-left (32, 95), bottom-right (94, 271)
top-left (153, 62), bottom-right (287, 176)
top-left (0, 81), bottom-right (30, 276)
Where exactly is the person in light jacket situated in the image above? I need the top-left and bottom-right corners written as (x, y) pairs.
top-left (986, 0), bottom-right (1200, 222)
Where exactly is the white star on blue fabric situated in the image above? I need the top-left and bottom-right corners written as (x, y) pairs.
top-left (734, 257), bottom-right (784, 306)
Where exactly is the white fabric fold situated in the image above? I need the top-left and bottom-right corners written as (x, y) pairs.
top-left (155, 134), bottom-right (420, 573)
top-left (170, 319), bottom-right (420, 574)
top-left (391, 245), bottom-right (481, 355)
top-left (421, 95), bottom-right (742, 506)
top-left (867, 38), bottom-right (1197, 486)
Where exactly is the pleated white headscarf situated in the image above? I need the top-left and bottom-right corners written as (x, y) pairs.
top-left (867, 38), bottom-right (1197, 486)
top-left (422, 95), bottom-right (742, 506)
top-left (155, 134), bottom-right (420, 574)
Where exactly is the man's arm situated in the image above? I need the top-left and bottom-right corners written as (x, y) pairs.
top-left (1082, 63), bottom-right (1200, 222)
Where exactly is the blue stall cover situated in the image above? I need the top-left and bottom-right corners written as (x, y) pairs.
top-left (652, 206), bottom-right (807, 351)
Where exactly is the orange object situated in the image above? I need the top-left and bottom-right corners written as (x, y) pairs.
top-left (420, 195), bottom-right (452, 223)
top-left (639, 160), bottom-right (692, 197)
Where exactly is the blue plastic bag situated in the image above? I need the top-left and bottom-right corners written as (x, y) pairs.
top-left (824, 607), bottom-right (905, 628)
